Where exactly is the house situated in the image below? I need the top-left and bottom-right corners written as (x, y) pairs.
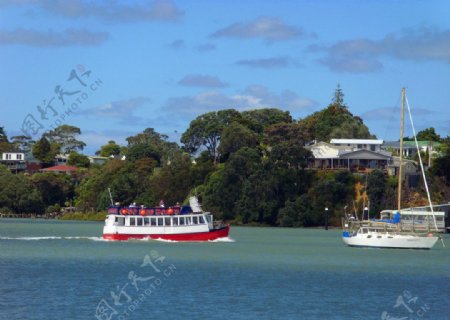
top-left (330, 139), bottom-right (384, 152)
top-left (307, 140), bottom-right (392, 172)
top-left (88, 156), bottom-right (109, 165)
top-left (54, 154), bottom-right (69, 166)
top-left (40, 165), bottom-right (78, 175)
top-left (383, 141), bottom-right (441, 159)
top-left (0, 152), bottom-right (26, 172)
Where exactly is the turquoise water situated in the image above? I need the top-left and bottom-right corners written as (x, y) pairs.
top-left (0, 219), bottom-right (449, 319)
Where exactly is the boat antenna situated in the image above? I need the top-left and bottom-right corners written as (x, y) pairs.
top-left (108, 188), bottom-right (114, 206)
top-left (397, 88), bottom-right (405, 212)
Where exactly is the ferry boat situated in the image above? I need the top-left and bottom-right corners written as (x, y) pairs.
top-left (102, 197), bottom-right (230, 241)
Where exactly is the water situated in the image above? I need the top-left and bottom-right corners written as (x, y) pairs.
top-left (0, 219), bottom-right (449, 320)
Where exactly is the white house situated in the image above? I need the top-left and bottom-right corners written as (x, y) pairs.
top-left (1, 152), bottom-right (27, 172)
top-left (306, 140), bottom-right (392, 171)
top-left (330, 139), bottom-right (384, 152)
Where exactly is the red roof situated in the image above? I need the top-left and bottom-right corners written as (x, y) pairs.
top-left (41, 165), bottom-right (78, 172)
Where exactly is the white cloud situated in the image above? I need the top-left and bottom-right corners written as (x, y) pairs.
top-left (0, 28), bottom-right (108, 47)
top-left (315, 26), bottom-right (450, 73)
top-left (211, 17), bottom-right (303, 42)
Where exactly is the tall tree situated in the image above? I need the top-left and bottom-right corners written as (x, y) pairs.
top-left (11, 135), bottom-right (34, 153)
top-left (32, 136), bottom-right (59, 166)
top-left (0, 127), bottom-right (11, 154)
top-left (181, 109), bottom-right (241, 162)
top-left (45, 125), bottom-right (86, 153)
top-left (96, 140), bottom-right (121, 157)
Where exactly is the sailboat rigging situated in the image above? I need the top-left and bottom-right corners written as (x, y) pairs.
top-left (342, 88), bottom-right (442, 249)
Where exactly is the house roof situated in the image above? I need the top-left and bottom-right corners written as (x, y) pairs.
top-left (41, 165), bottom-right (78, 172)
top-left (330, 139), bottom-right (384, 145)
top-left (338, 149), bottom-right (391, 160)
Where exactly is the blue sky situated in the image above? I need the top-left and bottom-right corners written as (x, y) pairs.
top-left (1, 0), bottom-right (450, 154)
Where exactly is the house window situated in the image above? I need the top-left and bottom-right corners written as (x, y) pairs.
top-left (17, 154), bottom-right (22, 160)
top-left (371, 145), bottom-right (376, 151)
top-left (5, 154), bottom-right (11, 160)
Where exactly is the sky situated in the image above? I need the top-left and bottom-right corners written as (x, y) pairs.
top-left (1, 0), bottom-right (450, 155)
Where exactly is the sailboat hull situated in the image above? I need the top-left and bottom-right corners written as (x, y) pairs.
top-left (342, 232), bottom-right (438, 249)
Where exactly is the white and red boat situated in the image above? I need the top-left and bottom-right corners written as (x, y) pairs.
top-left (102, 197), bottom-right (230, 241)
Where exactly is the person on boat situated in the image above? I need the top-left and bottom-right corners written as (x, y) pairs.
top-left (159, 200), bottom-right (165, 208)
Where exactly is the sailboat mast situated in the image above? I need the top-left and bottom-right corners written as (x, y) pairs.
top-left (397, 88), bottom-right (405, 211)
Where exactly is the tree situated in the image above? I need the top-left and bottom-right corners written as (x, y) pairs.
top-left (126, 144), bottom-right (160, 163)
top-left (242, 109), bottom-right (292, 133)
top-left (366, 170), bottom-right (387, 215)
top-left (45, 124), bottom-right (86, 153)
top-left (0, 169), bottom-right (44, 214)
top-left (416, 127), bottom-right (441, 142)
top-left (218, 122), bottom-right (258, 161)
top-left (67, 152), bottom-right (91, 168)
top-left (298, 87), bottom-right (373, 142)
top-left (0, 127), bottom-right (11, 154)
top-left (181, 109), bottom-right (242, 162)
top-left (11, 135), bottom-right (34, 153)
top-left (32, 136), bottom-right (59, 166)
top-left (30, 172), bottom-right (74, 207)
top-left (264, 122), bottom-right (306, 146)
top-left (126, 128), bottom-right (179, 163)
top-left (332, 84), bottom-right (345, 107)
top-left (96, 140), bottom-right (121, 157)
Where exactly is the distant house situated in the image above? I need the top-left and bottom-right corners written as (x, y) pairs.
top-left (0, 152), bottom-right (26, 172)
top-left (307, 140), bottom-right (392, 172)
top-left (383, 141), bottom-right (441, 158)
top-left (88, 156), bottom-right (109, 165)
top-left (54, 154), bottom-right (69, 166)
top-left (40, 165), bottom-right (77, 175)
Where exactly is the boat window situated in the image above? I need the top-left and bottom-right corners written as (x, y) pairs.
top-left (185, 217), bottom-right (191, 225)
top-left (144, 217), bottom-right (150, 226)
top-left (205, 215), bottom-right (212, 223)
top-left (157, 218), bottom-right (163, 226)
top-left (165, 217), bottom-right (171, 226)
top-left (193, 216), bottom-right (198, 224)
top-left (179, 217), bottom-right (185, 225)
top-left (199, 216), bottom-right (205, 224)
top-left (172, 217), bottom-right (178, 226)
top-left (117, 217), bottom-right (125, 226)
top-left (151, 217), bottom-right (157, 226)
top-left (362, 228), bottom-right (368, 234)
top-left (137, 218), bottom-right (143, 226)
top-left (130, 217), bottom-right (135, 226)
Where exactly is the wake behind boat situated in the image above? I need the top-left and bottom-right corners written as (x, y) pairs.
top-left (103, 197), bottom-right (230, 241)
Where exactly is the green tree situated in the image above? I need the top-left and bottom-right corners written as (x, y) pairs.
top-left (30, 172), bottom-right (74, 207)
top-left (45, 124), bottom-right (86, 153)
top-left (218, 122), bottom-right (258, 161)
top-left (32, 136), bottom-right (59, 166)
top-left (298, 86), bottom-right (373, 142)
top-left (11, 135), bottom-right (34, 153)
top-left (242, 108), bottom-right (292, 133)
top-left (366, 170), bottom-right (387, 215)
top-left (67, 152), bottom-right (91, 168)
top-left (416, 127), bottom-right (441, 142)
top-left (0, 127), bottom-right (11, 154)
top-left (96, 140), bottom-right (121, 157)
top-left (0, 170), bottom-right (44, 214)
top-left (181, 109), bottom-right (242, 162)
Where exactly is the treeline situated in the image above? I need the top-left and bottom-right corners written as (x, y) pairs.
top-left (1, 87), bottom-right (450, 225)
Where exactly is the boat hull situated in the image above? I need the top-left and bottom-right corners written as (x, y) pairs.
top-left (103, 225), bottom-right (230, 241)
top-left (342, 233), bottom-right (438, 249)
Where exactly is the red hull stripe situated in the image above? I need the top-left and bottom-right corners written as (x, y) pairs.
top-left (103, 225), bottom-right (230, 241)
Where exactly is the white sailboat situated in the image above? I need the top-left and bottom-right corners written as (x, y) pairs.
top-left (342, 88), bottom-right (440, 249)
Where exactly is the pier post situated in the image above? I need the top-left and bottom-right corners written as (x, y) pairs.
top-left (324, 207), bottom-right (328, 230)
